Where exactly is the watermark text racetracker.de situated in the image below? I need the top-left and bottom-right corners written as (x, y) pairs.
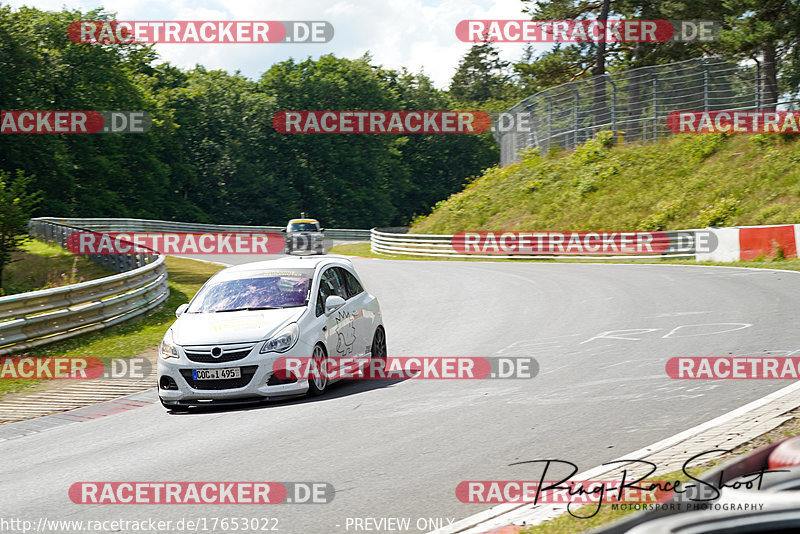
top-left (667, 357), bottom-right (800, 379)
top-left (458, 479), bottom-right (673, 506)
top-left (451, 231), bottom-right (715, 255)
top-left (69, 481), bottom-right (333, 504)
top-left (68, 20), bottom-right (333, 43)
top-left (272, 356), bottom-right (538, 381)
top-left (272, 111), bottom-right (492, 134)
top-left (66, 231), bottom-right (285, 255)
top-left (456, 20), bottom-right (719, 43)
top-left (0, 516), bottom-right (280, 533)
top-left (667, 111), bottom-right (800, 134)
top-left (1, 111), bottom-right (150, 134)
top-left (0, 356), bottom-right (152, 380)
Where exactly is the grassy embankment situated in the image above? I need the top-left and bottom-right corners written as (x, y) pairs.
top-left (412, 131), bottom-right (800, 234)
top-left (333, 132), bottom-right (800, 263)
top-left (1, 239), bottom-right (112, 295)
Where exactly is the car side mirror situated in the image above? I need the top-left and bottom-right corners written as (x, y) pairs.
top-left (319, 228), bottom-right (324, 232)
top-left (176, 303), bottom-right (188, 318)
top-left (324, 295), bottom-right (345, 315)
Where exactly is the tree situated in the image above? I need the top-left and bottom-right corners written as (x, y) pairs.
top-left (259, 54), bottom-right (405, 227)
top-left (592, 0), bottom-right (611, 129)
top-left (515, 45), bottom-right (591, 94)
top-left (392, 70), bottom-right (499, 218)
top-left (0, 170), bottom-right (40, 290)
top-left (714, 0), bottom-right (800, 110)
top-left (516, 0), bottom-right (733, 87)
top-left (0, 6), bottom-right (499, 229)
top-left (520, 0), bottom-right (618, 131)
top-left (450, 41), bottom-right (514, 103)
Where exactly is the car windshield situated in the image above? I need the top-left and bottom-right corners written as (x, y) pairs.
top-left (289, 222), bottom-right (319, 232)
top-left (187, 269), bottom-right (314, 313)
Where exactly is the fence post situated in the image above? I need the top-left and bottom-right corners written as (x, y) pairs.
top-left (522, 99), bottom-right (537, 154)
top-left (756, 62), bottom-right (761, 110)
top-left (702, 61), bottom-right (710, 111)
top-left (650, 69), bottom-right (659, 141)
top-left (567, 82), bottom-right (579, 147)
top-left (606, 73), bottom-right (617, 139)
top-left (544, 92), bottom-right (554, 155)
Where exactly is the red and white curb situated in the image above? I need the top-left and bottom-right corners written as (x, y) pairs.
top-left (0, 357), bottom-right (157, 423)
top-left (0, 388), bottom-right (156, 442)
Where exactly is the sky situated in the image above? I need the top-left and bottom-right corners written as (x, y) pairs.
top-left (5, 0), bottom-right (549, 88)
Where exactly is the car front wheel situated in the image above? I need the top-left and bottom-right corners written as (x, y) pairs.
top-left (307, 344), bottom-right (329, 396)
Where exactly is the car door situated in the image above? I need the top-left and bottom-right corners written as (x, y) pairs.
top-left (336, 266), bottom-right (371, 357)
top-left (315, 268), bottom-right (357, 371)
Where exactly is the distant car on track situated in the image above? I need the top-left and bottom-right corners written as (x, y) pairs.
top-left (284, 218), bottom-right (325, 255)
top-left (157, 256), bottom-right (386, 410)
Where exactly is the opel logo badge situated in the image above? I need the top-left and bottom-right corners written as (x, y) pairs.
top-left (211, 347), bottom-right (222, 358)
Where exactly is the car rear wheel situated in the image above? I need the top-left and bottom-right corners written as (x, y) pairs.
top-left (370, 326), bottom-right (387, 371)
top-left (307, 344), bottom-right (329, 396)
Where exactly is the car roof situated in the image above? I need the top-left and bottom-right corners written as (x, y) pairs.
top-left (288, 219), bottom-right (319, 224)
top-left (220, 255), bottom-right (353, 275)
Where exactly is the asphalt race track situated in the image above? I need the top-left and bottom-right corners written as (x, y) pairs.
top-left (2, 257), bottom-right (800, 533)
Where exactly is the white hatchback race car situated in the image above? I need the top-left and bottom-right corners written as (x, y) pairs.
top-left (157, 256), bottom-right (385, 410)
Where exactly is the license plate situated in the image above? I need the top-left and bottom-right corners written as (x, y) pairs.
top-left (192, 368), bottom-right (241, 380)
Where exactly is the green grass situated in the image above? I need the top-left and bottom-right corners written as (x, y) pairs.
top-left (1, 238), bottom-right (113, 295)
top-left (0, 256), bottom-right (223, 398)
top-left (411, 132), bottom-right (800, 234)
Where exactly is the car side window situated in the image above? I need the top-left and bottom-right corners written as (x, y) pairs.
top-left (338, 267), bottom-right (364, 299)
top-left (316, 268), bottom-right (346, 316)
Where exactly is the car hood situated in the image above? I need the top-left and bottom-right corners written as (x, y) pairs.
top-left (172, 307), bottom-right (305, 346)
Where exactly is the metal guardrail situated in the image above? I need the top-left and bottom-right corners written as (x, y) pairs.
top-left (1, 215), bottom-right (370, 357)
top-left (0, 220), bottom-right (169, 356)
top-left (33, 217), bottom-right (372, 241)
top-left (371, 228), bottom-right (698, 259)
top-left (28, 219), bottom-right (158, 273)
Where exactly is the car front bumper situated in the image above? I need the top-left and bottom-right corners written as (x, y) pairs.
top-left (157, 344), bottom-right (313, 405)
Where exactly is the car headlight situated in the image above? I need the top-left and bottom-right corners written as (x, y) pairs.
top-left (160, 330), bottom-right (180, 360)
top-left (260, 323), bottom-right (299, 354)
